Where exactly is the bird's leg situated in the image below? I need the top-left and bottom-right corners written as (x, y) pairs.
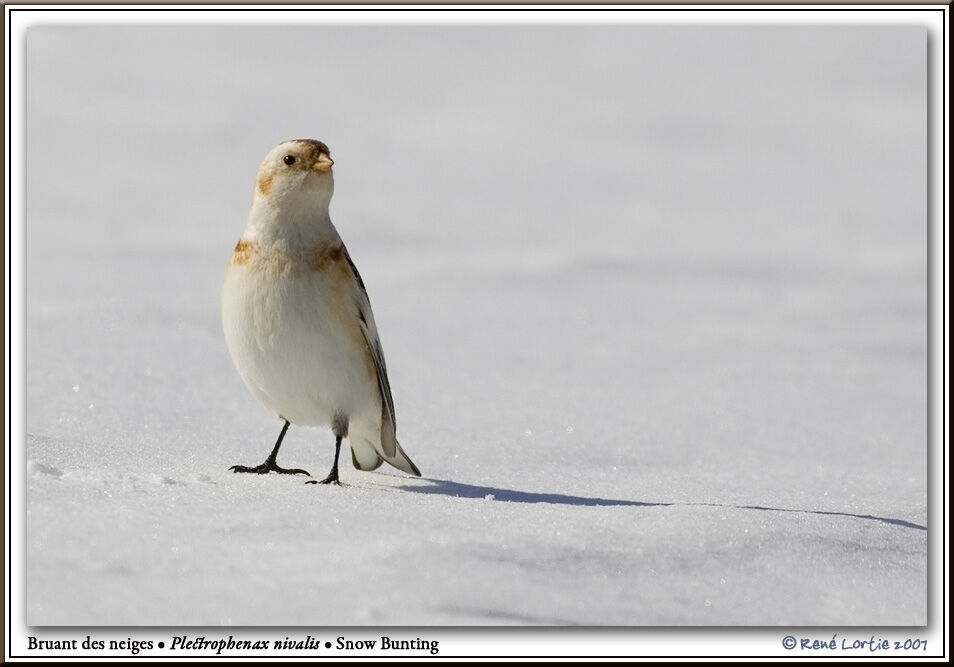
top-left (307, 415), bottom-right (347, 486)
top-left (230, 420), bottom-right (311, 476)
top-left (316, 434), bottom-right (343, 485)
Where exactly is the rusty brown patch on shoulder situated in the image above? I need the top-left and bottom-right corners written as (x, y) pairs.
top-left (257, 171), bottom-right (274, 197)
top-left (307, 242), bottom-right (345, 272)
top-left (230, 239), bottom-right (255, 265)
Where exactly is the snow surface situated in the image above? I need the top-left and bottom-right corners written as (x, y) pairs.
top-left (24, 25), bottom-right (927, 626)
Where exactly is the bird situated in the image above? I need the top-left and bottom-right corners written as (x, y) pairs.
top-left (221, 139), bottom-right (421, 485)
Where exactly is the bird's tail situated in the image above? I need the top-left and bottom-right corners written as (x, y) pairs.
top-left (350, 435), bottom-right (421, 477)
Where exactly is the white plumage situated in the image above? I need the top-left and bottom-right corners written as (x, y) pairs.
top-left (222, 139), bottom-right (420, 484)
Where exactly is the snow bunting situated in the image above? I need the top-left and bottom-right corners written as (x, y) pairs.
top-left (222, 139), bottom-right (421, 484)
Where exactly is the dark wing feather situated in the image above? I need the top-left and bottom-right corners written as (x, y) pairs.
top-left (344, 249), bottom-right (398, 458)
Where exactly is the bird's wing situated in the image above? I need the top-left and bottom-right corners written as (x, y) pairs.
top-left (344, 249), bottom-right (398, 458)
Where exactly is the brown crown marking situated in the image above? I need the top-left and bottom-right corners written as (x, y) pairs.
top-left (291, 139), bottom-right (331, 156)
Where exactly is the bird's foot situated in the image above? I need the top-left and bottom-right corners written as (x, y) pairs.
top-left (305, 471), bottom-right (340, 486)
top-left (230, 461), bottom-right (310, 476)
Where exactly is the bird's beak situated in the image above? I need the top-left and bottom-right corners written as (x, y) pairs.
top-left (314, 153), bottom-right (334, 173)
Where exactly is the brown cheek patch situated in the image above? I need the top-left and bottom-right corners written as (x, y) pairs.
top-left (230, 239), bottom-right (254, 265)
top-left (307, 242), bottom-right (345, 272)
top-left (257, 171), bottom-right (274, 196)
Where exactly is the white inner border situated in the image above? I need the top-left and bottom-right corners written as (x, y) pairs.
top-left (5, 4), bottom-right (949, 661)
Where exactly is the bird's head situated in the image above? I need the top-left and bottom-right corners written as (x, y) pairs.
top-left (253, 139), bottom-right (335, 213)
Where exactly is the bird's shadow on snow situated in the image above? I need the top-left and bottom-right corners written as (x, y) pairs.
top-left (704, 503), bottom-right (927, 531)
top-left (399, 478), bottom-right (927, 531)
top-left (400, 478), bottom-right (667, 507)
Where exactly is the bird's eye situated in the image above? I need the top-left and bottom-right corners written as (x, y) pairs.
top-left (283, 155), bottom-right (296, 166)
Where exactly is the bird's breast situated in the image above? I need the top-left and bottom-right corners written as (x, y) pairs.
top-left (221, 237), bottom-right (378, 425)
top-left (223, 237), bottom-right (360, 344)
top-left (227, 237), bottom-right (346, 278)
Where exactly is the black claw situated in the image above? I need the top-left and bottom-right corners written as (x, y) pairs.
top-left (231, 420), bottom-right (311, 476)
top-left (230, 462), bottom-right (311, 476)
top-left (305, 473), bottom-right (340, 486)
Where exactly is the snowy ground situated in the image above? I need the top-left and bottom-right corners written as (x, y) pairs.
top-left (23, 25), bottom-right (927, 626)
